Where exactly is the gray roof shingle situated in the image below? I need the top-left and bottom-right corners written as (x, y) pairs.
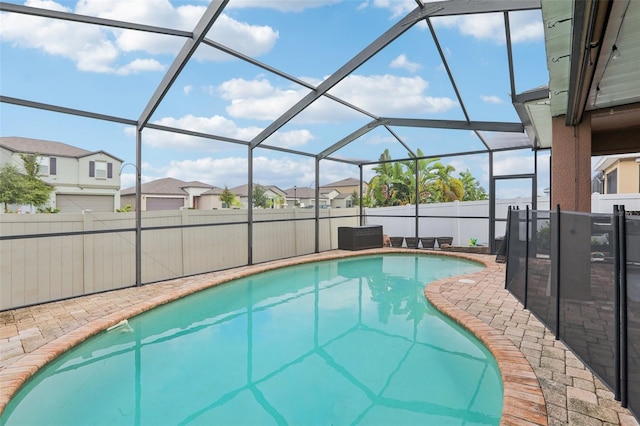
top-left (0, 136), bottom-right (122, 161)
top-left (121, 177), bottom-right (217, 195)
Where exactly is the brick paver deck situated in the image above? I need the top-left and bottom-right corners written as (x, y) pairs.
top-left (0, 249), bottom-right (638, 425)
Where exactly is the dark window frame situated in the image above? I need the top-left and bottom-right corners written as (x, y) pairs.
top-left (606, 169), bottom-right (617, 194)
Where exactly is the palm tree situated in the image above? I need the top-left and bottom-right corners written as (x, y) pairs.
top-left (459, 169), bottom-right (488, 201)
top-left (400, 149), bottom-right (440, 204)
top-left (368, 149), bottom-right (405, 206)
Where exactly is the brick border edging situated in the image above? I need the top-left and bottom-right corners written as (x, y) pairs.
top-left (424, 265), bottom-right (548, 425)
top-left (0, 249), bottom-right (546, 424)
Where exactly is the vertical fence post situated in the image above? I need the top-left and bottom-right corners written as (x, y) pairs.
top-left (554, 204), bottom-right (561, 340)
top-left (504, 206), bottom-right (512, 289)
top-left (619, 205), bottom-right (628, 408)
top-left (524, 205), bottom-right (530, 309)
top-left (614, 205), bottom-right (621, 401)
top-left (415, 158), bottom-right (419, 246)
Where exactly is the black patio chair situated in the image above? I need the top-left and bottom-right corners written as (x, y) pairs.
top-left (389, 236), bottom-right (405, 247)
top-left (436, 237), bottom-right (453, 248)
top-left (419, 237), bottom-right (436, 249)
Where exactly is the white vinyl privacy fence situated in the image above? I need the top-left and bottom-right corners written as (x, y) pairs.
top-left (363, 194), bottom-right (640, 248)
top-left (364, 198), bottom-right (550, 248)
top-left (0, 208), bottom-right (359, 310)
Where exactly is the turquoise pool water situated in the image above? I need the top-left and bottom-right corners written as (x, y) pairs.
top-left (1, 254), bottom-right (502, 425)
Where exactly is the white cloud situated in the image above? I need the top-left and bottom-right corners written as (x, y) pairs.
top-left (390, 54), bottom-right (421, 73)
top-left (115, 58), bottom-right (165, 75)
top-left (119, 172), bottom-right (136, 190)
top-left (164, 156), bottom-right (249, 187)
top-left (120, 161), bottom-right (164, 189)
top-left (151, 114), bottom-right (258, 143)
top-left (1, 0), bottom-right (278, 74)
top-left (481, 95), bottom-right (504, 104)
top-left (217, 74), bottom-right (457, 123)
top-left (432, 11), bottom-right (542, 45)
top-left (330, 74), bottom-right (457, 116)
top-left (198, 14), bottom-right (279, 61)
top-left (161, 155), bottom-right (318, 189)
top-left (1, 1), bottom-right (119, 73)
top-left (372, 0), bottom-right (415, 19)
top-left (509, 11), bottom-right (544, 43)
top-left (184, 85), bottom-right (193, 95)
top-left (482, 154), bottom-right (534, 177)
top-left (363, 134), bottom-right (398, 146)
top-left (267, 129), bottom-right (315, 148)
top-left (128, 113), bottom-right (313, 150)
top-left (219, 78), bottom-right (277, 99)
top-left (219, 78), bottom-right (304, 121)
top-left (357, 2), bottom-right (369, 12)
top-left (84, 2), bottom-right (279, 60)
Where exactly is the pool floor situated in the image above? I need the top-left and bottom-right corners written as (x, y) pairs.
top-left (2, 254), bottom-right (502, 425)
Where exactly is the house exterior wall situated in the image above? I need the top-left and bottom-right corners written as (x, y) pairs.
top-left (119, 194), bottom-right (137, 211)
top-left (77, 153), bottom-right (121, 190)
top-left (184, 187), bottom-right (213, 208)
top-left (603, 159), bottom-right (640, 193)
top-left (197, 194), bottom-right (224, 210)
top-left (330, 197), bottom-right (352, 209)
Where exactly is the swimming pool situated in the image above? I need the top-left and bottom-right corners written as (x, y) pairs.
top-left (1, 254), bottom-right (502, 425)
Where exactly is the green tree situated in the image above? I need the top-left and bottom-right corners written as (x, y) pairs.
top-left (19, 153), bottom-right (54, 209)
top-left (427, 162), bottom-right (463, 202)
top-left (0, 163), bottom-right (26, 213)
top-left (272, 194), bottom-right (284, 209)
top-left (400, 150), bottom-right (441, 204)
top-left (367, 149), bottom-right (406, 207)
top-left (252, 184), bottom-right (269, 208)
top-left (219, 186), bottom-right (240, 208)
top-left (350, 189), bottom-right (360, 207)
top-left (459, 169), bottom-right (488, 201)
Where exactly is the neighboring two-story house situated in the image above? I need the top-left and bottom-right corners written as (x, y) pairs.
top-left (0, 136), bottom-right (122, 213)
top-left (592, 154), bottom-right (640, 194)
top-left (120, 177), bottom-right (224, 211)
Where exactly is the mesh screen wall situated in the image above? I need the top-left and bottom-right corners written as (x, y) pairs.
top-left (504, 207), bottom-right (638, 418)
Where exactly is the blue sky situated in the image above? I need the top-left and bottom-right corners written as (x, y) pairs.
top-left (1, 0), bottom-right (551, 197)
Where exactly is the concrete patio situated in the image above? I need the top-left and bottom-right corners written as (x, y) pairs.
top-left (0, 249), bottom-right (638, 425)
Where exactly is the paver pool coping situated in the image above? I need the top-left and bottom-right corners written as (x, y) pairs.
top-left (0, 249), bottom-right (637, 425)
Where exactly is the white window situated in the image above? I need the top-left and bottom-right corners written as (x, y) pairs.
top-left (38, 156), bottom-right (49, 176)
top-left (95, 161), bottom-right (107, 179)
